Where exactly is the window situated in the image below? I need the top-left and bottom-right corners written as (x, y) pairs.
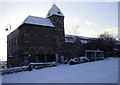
top-left (11, 39), bottom-right (13, 48)
top-left (21, 56), bottom-right (24, 62)
top-left (17, 36), bottom-right (19, 46)
top-left (56, 22), bottom-right (59, 26)
top-left (14, 38), bottom-right (16, 46)
top-left (8, 40), bottom-right (10, 48)
top-left (59, 22), bottom-right (61, 25)
top-left (58, 11), bottom-right (61, 14)
top-left (24, 34), bottom-right (29, 43)
top-left (53, 19), bottom-right (55, 23)
top-left (39, 37), bottom-right (41, 44)
top-left (48, 13), bottom-right (50, 16)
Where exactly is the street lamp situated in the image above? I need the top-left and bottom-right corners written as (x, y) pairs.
top-left (5, 23), bottom-right (13, 58)
top-left (5, 24), bottom-right (11, 33)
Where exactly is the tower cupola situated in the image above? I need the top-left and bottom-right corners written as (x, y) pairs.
top-left (46, 4), bottom-right (64, 18)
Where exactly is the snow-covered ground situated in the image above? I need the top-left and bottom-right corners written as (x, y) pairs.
top-left (1, 57), bottom-right (118, 83)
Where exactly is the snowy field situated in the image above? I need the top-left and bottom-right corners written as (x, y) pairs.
top-left (1, 57), bottom-right (119, 83)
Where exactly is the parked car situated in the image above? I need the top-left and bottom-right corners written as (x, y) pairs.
top-left (63, 59), bottom-right (69, 64)
top-left (28, 64), bottom-right (33, 71)
top-left (79, 56), bottom-right (89, 63)
top-left (68, 58), bottom-right (79, 65)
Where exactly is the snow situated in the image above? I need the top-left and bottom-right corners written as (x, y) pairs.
top-left (86, 50), bottom-right (103, 52)
top-left (65, 34), bottom-right (92, 40)
top-left (2, 57), bottom-right (118, 83)
top-left (0, 61), bottom-right (7, 66)
top-left (30, 62), bottom-right (56, 65)
top-left (46, 4), bottom-right (64, 17)
top-left (65, 37), bottom-right (74, 43)
top-left (80, 40), bottom-right (88, 44)
top-left (0, 76), bottom-right (1, 85)
top-left (22, 16), bottom-right (54, 27)
top-left (79, 56), bottom-right (89, 61)
top-left (1, 66), bottom-right (28, 75)
top-left (65, 34), bottom-right (92, 44)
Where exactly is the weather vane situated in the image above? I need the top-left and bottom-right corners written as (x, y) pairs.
top-left (52, 0), bottom-right (56, 5)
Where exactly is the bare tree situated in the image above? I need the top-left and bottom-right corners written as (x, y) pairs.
top-left (68, 25), bottom-right (80, 35)
top-left (85, 32), bottom-right (116, 57)
top-left (98, 32), bottom-right (116, 41)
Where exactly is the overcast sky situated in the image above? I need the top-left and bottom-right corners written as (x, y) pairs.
top-left (0, 0), bottom-right (118, 61)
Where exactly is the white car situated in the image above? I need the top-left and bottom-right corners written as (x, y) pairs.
top-left (79, 56), bottom-right (89, 63)
top-left (68, 58), bottom-right (79, 65)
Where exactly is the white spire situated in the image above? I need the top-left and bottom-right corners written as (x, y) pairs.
top-left (46, 4), bottom-right (64, 17)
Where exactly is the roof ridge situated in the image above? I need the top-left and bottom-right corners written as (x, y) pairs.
top-left (21, 15), bottom-right (54, 27)
top-left (27, 15), bottom-right (46, 19)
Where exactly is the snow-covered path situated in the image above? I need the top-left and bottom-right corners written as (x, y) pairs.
top-left (2, 57), bottom-right (118, 83)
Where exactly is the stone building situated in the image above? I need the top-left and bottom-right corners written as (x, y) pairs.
top-left (64, 35), bottom-right (91, 59)
top-left (7, 4), bottom-right (92, 67)
top-left (7, 4), bottom-right (65, 67)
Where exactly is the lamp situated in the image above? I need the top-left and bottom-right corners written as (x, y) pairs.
top-left (6, 23), bottom-right (13, 58)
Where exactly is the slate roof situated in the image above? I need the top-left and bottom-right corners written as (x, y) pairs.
top-left (22, 4), bottom-right (64, 27)
top-left (65, 34), bottom-right (92, 44)
top-left (22, 16), bottom-right (54, 27)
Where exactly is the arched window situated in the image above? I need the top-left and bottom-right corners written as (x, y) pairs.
top-left (47, 48), bottom-right (53, 54)
top-left (38, 48), bottom-right (45, 62)
top-left (14, 38), bottom-right (16, 46)
top-left (38, 48), bottom-right (45, 55)
top-left (17, 36), bottom-right (19, 46)
top-left (28, 48), bottom-right (36, 62)
top-left (11, 39), bottom-right (13, 48)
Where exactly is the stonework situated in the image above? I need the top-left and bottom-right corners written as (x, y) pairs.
top-left (7, 4), bottom-right (65, 67)
top-left (7, 4), bottom-right (90, 67)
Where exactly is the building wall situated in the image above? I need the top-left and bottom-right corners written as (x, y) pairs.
top-left (7, 15), bottom-right (65, 67)
top-left (7, 29), bottom-right (20, 67)
top-left (7, 24), bottom-right (60, 67)
top-left (48, 15), bottom-right (65, 56)
top-left (18, 24), bottom-right (59, 65)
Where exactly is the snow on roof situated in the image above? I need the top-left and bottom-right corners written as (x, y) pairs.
top-left (23, 16), bottom-right (54, 27)
top-left (65, 34), bottom-right (92, 43)
top-left (0, 61), bottom-right (7, 65)
top-left (65, 34), bottom-right (92, 40)
top-left (80, 40), bottom-right (87, 44)
top-left (86, 50), bottom-right (103, 52)
top-left (65, 37), bottom-right (74, 43)
top-left (46, 4), bottom-right (64, 17)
